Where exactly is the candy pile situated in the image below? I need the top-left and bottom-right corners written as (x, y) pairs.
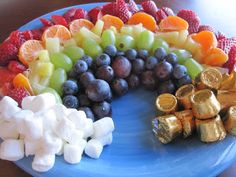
top-left (0, 93), bottom-right (114, 172)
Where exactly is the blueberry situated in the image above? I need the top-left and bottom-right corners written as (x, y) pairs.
top-left (157, 80), bottom-right (175, 95)
top-left (127, 74), bottom-right (140, 89)
top-left (145, 56), bottom-right (158, 70)
top-left (125, 49), bottom-right (137, 60)
top-left (116, 51), bottom-right (125, 57)
top-left (96, 65), bottom-right (114, 82)
top-left (138, 49), bottom-right (149, 59)
top-left (86, 79), bottom-right (111, 102)
top-left (68, 70), bottom-right (78, 80)
top-left (141, 70), bottom-right (156, 90)
top-left (112, 56), bottom-right (131, 78)
top-left (154, 61), bottom-right (173, 81)
top-left (63, 95), bottom-right (79, 109)
top-left (73, 60), bottom-right (88, 74)
top-left (154, 47), bottom-right (167, 61)
top-left (104, 45), bottom-right (117, 57)
top-left (112, 78), bottom-right (129, 96)
top-left (78, 107), bottom-right (95, 121)
top-left (96, 54), bottom-right (111, 67)
top-left (79, 72), bottom-right (95, 88)
top-left (93, 101), bottom-right (111, 119)
top-left (62, 80), bottom-right (78, 95)
top-left (80, 55), bottom-right (93, 68)
top-left (176, 75), bottom-right (192, 88)
top-left (77, 94), bottom-right (91, 107)
top-left (173, 64), bottom-right (188, 79)
top-left (165, 53), bottom-right (178, 65)
top-left (132, 58), bottom-right (145, 75)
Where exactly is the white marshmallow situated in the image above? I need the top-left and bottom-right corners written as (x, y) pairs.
top-left (13, 110), bottom-right (34, 134)
top-left (97, 133), bottom-right (113, 146)
top-left (56, 140), bottom-right (66, 156)
top-left (82, 119), bottom-right (94, 139)
top-left (36, 109), bottom-right (58, 131)
top-left (63, 144), bottom-right (84, 164)
top-left (32, 152), bottom-right (55, 172)
top-left (0, 139), bottom-right (24, 161)
top-left (23, 116), bottom-right (43, 141)
top-left (21, 96), bottom-right (35, 110)
top-left (24, 140), bottom-right (41, 157)
top-left (84, 139), bottom-right (103, 159)
top-left (51, 104), bottom-right (68, 121)
top-left (54, 118), bottom-right (75, 142)
top-left (68, 110), bottom-right (87, 130)
top-left (0, 97), bottom-right (21, 121)
top-left (41, 131), bottom-right (63, 154)
top-left (67, 129), bottom-right (84, 145)
top-left (0, 96), bottom-right (18, 112)
top-left (0, 121), bottom-right (19, 139)
top-left (92, 117), bottom-right (114, 138)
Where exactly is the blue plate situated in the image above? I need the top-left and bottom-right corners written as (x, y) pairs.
top-left (9, 2), bottom-right (236, 177)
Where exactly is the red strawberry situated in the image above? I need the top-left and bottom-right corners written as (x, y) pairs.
top-left (215, 31), bottom-right (226, 41)
top-left (127, 0), bottom-right (139, 14)
top-left (8, 87), bottom-right (30, 107)
top-left (88, 7), bottom-right (103, 24)
top-left (22, 30), bottom-right (34, 40)
top-left (198, 25), bottom-right (215, 33)
top-left (102, 3), bottom-right (116, 16)
top-left (177, 9), bottom-right (200, 34)
top-left (1, 82), bottom-right (14, 96)
top-left (8, 60), bottom-right (27, 74)
top-left (141, 0), bottom-right (158, 17)
top-left (40, 18), bottom-right (54, 27)
top-left (51, 15), bottom-right (68, 27)
top-left (0, 68), bottom-right (16, 87)
top-left (73, 9), bottom-right (88, 20)
top-left (0, 41), bottom-right (18, 66)
top-left (223, 45), bottom-right (236, 73)
top-left (9, 30), bottom-right (26, 49)
top-left (30, 29), bottom-right (42, 40)
top-left (63, 8), bottom-right (77, 23)
top-left (115, 0), bottom-right (131, 23)
top-left (218, 37), bottom-right (236, 54)
top-left (156, 7), bottom-right (174, 23)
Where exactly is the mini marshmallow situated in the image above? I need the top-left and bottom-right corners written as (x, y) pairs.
top-left (13, 110), bottom-right (34, 134)
top-left (24, 140), bottom-right (41, 157)
top-left (64, 144), bottom-right (84, 164)
top-left (32, 152), bottom-right (55, 172)
top-left (67, 129), bottom-right (84, 145)
top-left (68, 110), bottom-right (87, 130)
top-left (97, 133), bottom-right (113, 146)
top-left (36, 109), bottom-right (58, 131)
top-left (0, 139), bottom-right (24, 161)
top-left (0, 97), bottom-right (21, 121)
top-left (0, 96), bottom-right (18, 112)
top-left (23, 116), bottom-right (43, 141)
top-left (92, 117), bottom-right (114, 138)
top-left (41, 131), bottom-right (63, 154)
top-left (82, 119), bottom-right (94, 139)
top-left (84, 139), bottom-right (103, 159)
top-left (56, 140), bottom-right (66, 156)
top-left (54, 118), bottom-right (75, 142)
top-left (21, 96), bottom-right (35, 110)
top-left (51, 104), bottom-right (68, 121)
top-left (0, 121), bottom-right (19, 139)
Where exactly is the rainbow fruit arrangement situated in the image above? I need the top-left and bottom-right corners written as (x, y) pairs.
top-left (0, 0), bottom-right (236, 173)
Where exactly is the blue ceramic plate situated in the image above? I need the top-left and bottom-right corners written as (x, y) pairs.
top-left (10, 2), bottom-right (236, 177)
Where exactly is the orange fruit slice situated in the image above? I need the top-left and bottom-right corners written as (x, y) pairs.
top-left (13, 73), bottom-right (34, 95)
top-left (159, 16), bottom-right (189, 31)
top-left (19, 40), bottom-right (44, 66)
top-left (69, 19), bottom-right (94, 36)
top-left (101, 15), bottom-right (124, 31)
top-left (192, 31), bottom-right (217, 53)
top-left (42, 25), bottom-right (71, 43)
top-left (128, 12), bottom-right (157, 32)
top-left (204, 48), bottom-right (228, 66)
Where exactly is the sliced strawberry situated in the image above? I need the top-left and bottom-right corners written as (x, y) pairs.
top-left (30, 29), bottom-right (42, 40)
top-left (141, 0), bottom-right (158, 17)
top-left (198, 25), bottom-right (215, 33)
top-left (218, 37), bottom-right (236, 54)
top-left (0, 41), bottom-right (18, 66)
top-left (22, 30), bottom-right (34, 40)
top-left (40, 18), bottom-right (54, 27)
top-left (51, 15), bottom-right (68, 27)
top-left (9, 30), bottom-right (26, 49)
top-left (8, 87), bottom-right (30, 107)
top-left (88, 7), bottom-right (103, 24)
top-left (127, 0), bottom-right (139, 14)
top-left (73, 9), bottom-right (88, 20)
top-left (215, 31), bottom-right (226, 41)
top-left (0, 68), bottom-right (16, 87)
top-left (102, 3), bottom-right (116, 16)
top-left (223, 45), bottom-right (236, 73)
top-left (8, 60), bottom-right (27, 74)
top-left (156, 7), bottom-right (174, 23)
top-left (63, 8), bottom-right (77, 23)
top-left (115, 0), bottom-right (131, 23)
top-left (1, 82), bottom-right (14, 96)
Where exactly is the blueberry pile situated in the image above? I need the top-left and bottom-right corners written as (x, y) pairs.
top-left (62, 46), bottom-right (192, 120)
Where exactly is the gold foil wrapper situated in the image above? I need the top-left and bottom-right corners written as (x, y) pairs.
top-left (175, 84), bottom-right (195, 109)
top-left (220, 71), bottom-right (236, 91)
top-left (175, 110), bottom-right (195, 138)
top-left (153, 115), bottom-right (182, 144)
top-left (196, 115), bottom-right (226, 143)
top-left (155, 94), bottom-right (178, 114)
top-left (191, 89), bottom-right (221, 119)
top-left (217, 90), bottom-right (236, 110)
top-left (224, 106), bottom-right (236, 135)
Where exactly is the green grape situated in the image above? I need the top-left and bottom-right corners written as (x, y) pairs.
top-left (101, 29), bottom-right (116, 48)
top-left (137, 30), bottom-right (154, 51)
top-left (40, 87), bottom-right (62, 103)
top-left (46, 38), bottom-right (61, 53)
top-left (82, 38), bottom-right (103, 58)
top-left (49, 68), bottom-right (67, 96)
top-left (116, 35), bottom-right (135, 51)
top-left (38, 50), bottom-right (50, 62)
top-left (63, 39), bottom-right (77, 48)
top-left (91, 19), bottom-right (104, 36)
top-left (63, 46), bottom-right (84, 63)
top-left (120, 26), bottom-right (133, 36)
top-left (152, 38), bottom-right (169, 53)
top-left (37, 62), bottom-right (54, 77)
top-left (172, 49), bottom-right (192, 64)
top-left (50, 53), bottom-right (73, 72)
top-left (183, 58), bottom-right (203, 79)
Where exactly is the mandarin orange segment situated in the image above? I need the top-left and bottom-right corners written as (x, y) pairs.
top-left (204, 48), bottom-right (228, 66)
top-left (19, 40), bottom-right (44, 66)
top-left (191, 31), bottom-right (217, 53)
top-left (42, 25), bottom-right (71, 43)
top-left (159, 16), bottom-right (189, 31)
top-left (13, 73), bottom-right (34, 95)
top-left (101, 15), bottom-right (124, 32)
top-left (69, 19), bottom-right (94, 36)
top-left (128, 12), bottom-right (157, 32)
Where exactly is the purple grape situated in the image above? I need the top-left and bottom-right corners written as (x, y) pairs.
top-left (127, 74), bottom-right (140, 89)
top-left (145, 56), bottom-right (158, 70)
top-left (93, 101), bottom-right (111, 119)
top-left (112, 56), bottom-right (131, 78)
top-left (141, 70), bottom-right (157, 90)
top-left (157, 80), bottom-right (175, 95)
top-left (154, 61), bottom-right (173, 81)
top-left (96, 65), bottom-right (114, 82)
top-left (79, 72), bottom-right (95, 88)
top-left (132, 58), bottom-right (145, 75)
top-left (173, 64), bottom-right (188, 79)
top-left (112, 78), bottom-right (129, 96)
top-left (105, 91), bottom-right (113, 103)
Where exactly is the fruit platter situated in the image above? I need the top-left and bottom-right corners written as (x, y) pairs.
top-left (1, 0), bottom-right (236, 176)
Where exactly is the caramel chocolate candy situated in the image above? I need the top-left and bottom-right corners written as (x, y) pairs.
top-left (175, 110), bottom-right (195, 138)
top-left (195, 68), bottom-right (222, 90)
top-left (156, 94), bottom-right (178, 114)
top-left (175, 84), bottom-right (195, 109)
top-left (224, 106), bottom-right (236, 135)
top-left (152, 115), bottom-right (182, 144)
top-left (217, 90), bottom-right (236, 110)
top-left (196, 115), bottom-right (226, 143)
top-left (191, 89), bottom-right (221, 119)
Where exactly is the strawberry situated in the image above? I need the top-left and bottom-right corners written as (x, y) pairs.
top-left (63, 8), bottom-right (77, 23)
top-left (1, 82), bottom-right (14, 96)
top-left (8, 87), bottom-right (30, 107)
top-left (115, 0), bottom-right (131, 23)
top-left (8, 60), bottom-right (27, 74)
top-left (141, 0), bottom-right (158, 17)
top-left (0, 41), bottom-right (18, 66)
top-left (223, 45), bottom-right (236, 73)
top-left (40, 18), bottom-right (54, 27)
top-left (9, 30), bottom-right (26, 49)
top-left (73, 9), bottom-right (88, 20)
top-left (51, 15), bottom-right (68, 27)
top-left (88, 7), bottom-right (103, 24)
top-left (127, 0), bottom-right (139, 14)
top-left (218, 37), bottom-right (236, 54)
top-left (156, 7), bottom-right (174, 23)
top-left (30, 29), bottom-right (42, 40)
top-left (22, 30), bottom-right (34, 40)
top-left (102, 3), bottom-right (116, 16)
top-left (0, 68), bottom-right (16, 87)
top-left (177, 9), bottom-right (200, 34)
top-left (215, 31), bottom-right (226, 41)
top-left (198, 25), bottom-right (215, 33)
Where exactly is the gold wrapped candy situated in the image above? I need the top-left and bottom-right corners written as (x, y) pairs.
top-left (153, 115), bottom-right (182, 144)
top-left (155, 94), bottom-right (178, 114)
top-left (224, 106), bottom-right (236, 135)
top-left (175, 84), bottom-right (195, 109)
top-left (195, 115), bottom-right (226, 142)
top-left (219, 71), bottom-right (236, 90)
top-left (217, 90), bottom-right (236, 110)
top-left (191, 89), bottom-right (221, 119)
top-left (175, 110), bottom-right (195, 138)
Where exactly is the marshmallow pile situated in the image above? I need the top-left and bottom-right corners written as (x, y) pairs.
top-left (0, 93), bottom-right (115, 172)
